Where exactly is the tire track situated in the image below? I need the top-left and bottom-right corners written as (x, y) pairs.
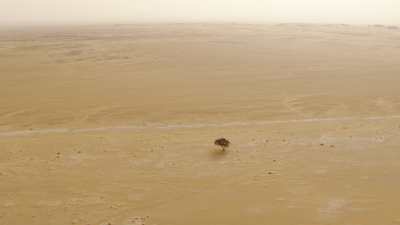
top-left (1, 115), bottom-right (400, 137)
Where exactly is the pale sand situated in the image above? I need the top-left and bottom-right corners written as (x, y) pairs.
top-left (1, 24), bottom-right (400, 225)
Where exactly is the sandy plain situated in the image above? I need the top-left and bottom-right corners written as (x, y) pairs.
top-left (1, 23), bottom-right (400, 225)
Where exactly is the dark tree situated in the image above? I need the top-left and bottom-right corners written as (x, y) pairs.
top-left (214, 138), bottom-right (230, 151)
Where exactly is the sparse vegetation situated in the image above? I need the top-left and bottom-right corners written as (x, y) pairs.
top-left (214, 138), bottom-right (230, 151)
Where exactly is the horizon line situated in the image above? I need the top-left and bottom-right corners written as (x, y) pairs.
top-left (1, 20), bottom-right (399, 29)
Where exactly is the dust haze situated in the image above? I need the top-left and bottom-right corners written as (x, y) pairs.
top-left (1, 0), bottom-right (400, 25)
top-left (2, 1), bottom-right (400, 225)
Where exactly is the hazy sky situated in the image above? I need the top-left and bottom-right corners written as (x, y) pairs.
top-left (1, 0), bottom-right (399, 25)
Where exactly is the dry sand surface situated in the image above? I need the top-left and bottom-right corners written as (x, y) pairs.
top-left (1, 23), bottom-right (400, 225)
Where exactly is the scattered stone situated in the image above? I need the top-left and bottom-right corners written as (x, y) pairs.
top-left (330, 145), bottom-right (335, 148)
top-left (268, 172), bottom-right (273, 175)
top-left (128, 216), bottom-right (147, 225)
top-left (320, 143), bottom-right (324, 146)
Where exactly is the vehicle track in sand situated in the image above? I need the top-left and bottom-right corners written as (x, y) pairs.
top-left (1, 115), bottom-right (400, 137)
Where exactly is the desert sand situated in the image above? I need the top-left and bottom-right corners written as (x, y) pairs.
top-left (1, 23), bottom-right (400, 225)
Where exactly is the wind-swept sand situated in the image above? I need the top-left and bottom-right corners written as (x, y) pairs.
top-left (1, 24), bottom-right (400, 225)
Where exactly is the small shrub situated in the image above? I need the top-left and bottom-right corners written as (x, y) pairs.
top-left (214, 138), bottom-right (230, 151)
